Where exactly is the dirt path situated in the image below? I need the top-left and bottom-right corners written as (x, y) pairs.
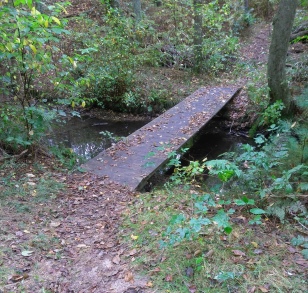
top-left (1, 171), bottom-right (152, 292)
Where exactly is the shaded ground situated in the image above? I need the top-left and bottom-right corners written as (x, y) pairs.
top-left (1, 162), bottom-right (152, 292)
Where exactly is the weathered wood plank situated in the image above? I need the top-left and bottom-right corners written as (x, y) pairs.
top-left (82, 87), bottom-right (241, 190)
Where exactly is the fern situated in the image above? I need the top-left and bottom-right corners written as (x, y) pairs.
top-left (266, 198), bottom-right (307, 223)
top-left (291, 235), bottom-right (308, 260)
top-left (295, 87), bottom-right (308, 121)
top-left (266, 204), bottom-right (286, 222)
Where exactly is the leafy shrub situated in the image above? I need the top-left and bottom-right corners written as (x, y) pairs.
top-left (0, 0), bottom-right (71, 151)
top-left (165, 120), bottom-right (307, 228)
top-left (249, 0), bottom-right (278, 19)
top-left (0, 105), bottom-right (56, 151)
top-left (55, 6), bottom-right (160, 113)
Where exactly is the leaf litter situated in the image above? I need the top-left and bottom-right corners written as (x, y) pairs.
top-left (0, 170), bottom-right (152, 293)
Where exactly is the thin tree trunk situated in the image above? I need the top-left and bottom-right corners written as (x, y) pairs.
top-left (132, 0), bottom-right (142, 23)
top-left (110, 0), bottom-right (120, 10)
top-left (267, 0), bottom-right (298, 114)
top-left (244, 0), bottom-right (249, 12)
top-left (193, 0), bottom-right (203, 73)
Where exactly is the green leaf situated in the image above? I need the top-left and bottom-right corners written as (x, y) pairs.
top-left (194, 202), bottom-right (208, 213)
top-left (29, 44), bottom-right (37, 54)
top-left (299, 182), bottom-right (308, 191)
top-left (224, 226), bottom-right (232, 234)
top-left (58, 110), bottom-right (66, 117)
top-left (249, 215), bottom-right (262, 225)
top-left (51, 16), bottom-right (61, 25)
top-left (21, 250), bottom-right (34, 257)
top-left (189, 217), bottom-right (211, 232)
top-left (214, 271), bottom-right (235, 282)
top-left (250, 208), bottom-right (266, 215)
top-left (291, 235), bottom-right (307, 246)
top-left (234, 199), bottom-right (247, 206)
top-left (218, 170), bottom-right (235, 182)
top-left (169, 214), bottom-right (185, 225)
top-left (213, 209), bottom-right (230, 228)
top-left (176, 227), bottom-right (190, 239)
top-left (302, 249), bottom-right (308, 260)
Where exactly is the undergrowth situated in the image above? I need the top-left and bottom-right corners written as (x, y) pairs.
top-left (123, 109), bottom-right (308, 292)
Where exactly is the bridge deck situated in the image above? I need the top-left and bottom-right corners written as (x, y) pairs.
top-left (82, 87), bottom-right (241, 190)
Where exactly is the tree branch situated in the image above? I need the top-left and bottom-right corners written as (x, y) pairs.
top-left (0, 149), bottom-right (28, 163)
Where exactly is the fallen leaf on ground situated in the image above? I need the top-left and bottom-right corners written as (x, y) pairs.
top-left (112, 255), bottom-right (121, 264)
top-left (11, 274), bottom-right (29, 282)
top-left (50, 221), bottom-right (61, 227)
top-left (185, 267), bottom-right (194, 277)
top-left (130, 234), bottom-right (139, 240)
top-left (259, 286), bottom-right (269, 292)
top-left (76, 244), bottom-right (88, 248)
top-left (26, 173), bottom-right (35, 178)
top-left (21, 250), bottom-right (33, 257)
top-left (129, 249), bottom-right (137, 256)
top-left (247, 285), bottom-right (256, 293)
top-left (288, 246), bottom-right (296, 253)
top-left (204, 249), bottom-right (214, 258)
top-left (124, 271), bottom-right (134, 283)
top-left (193, 250), bottom-right (201, 257)
top-left (295, 259), bottom-right (308, 266)
top-left (188, 284), bottom-right (197, 293)
top-left (232, 250), bottom-right (246, 257)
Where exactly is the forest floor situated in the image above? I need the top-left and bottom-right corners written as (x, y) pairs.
top-left (1, 2), bottom-right (308, 293)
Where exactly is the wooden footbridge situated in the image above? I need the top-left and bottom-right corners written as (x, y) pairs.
top-left (82, 87), bottom-right (241, 190)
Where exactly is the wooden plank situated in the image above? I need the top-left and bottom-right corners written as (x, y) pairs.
top-left (82, 86), bottom-right (241, 190)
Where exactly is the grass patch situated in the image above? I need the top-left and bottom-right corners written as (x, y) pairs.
top-left (122, 186), bottom-right (308, 293)
top-left (0, 161), bottom-right (66, 291)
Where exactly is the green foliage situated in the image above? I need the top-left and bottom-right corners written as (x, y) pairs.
top-left (165, 120), bottom-right (307, 225)
top-left (99, 130), bottom-right (123, 143)
top-left (0, 104), bottom-right (56, 150)
top-left (220, 122), bottom-right (307, 222)
top-left (291, 235), bottom-right (308, 260)
top-left (295, 88), bottom-right (308, 116)
top-left (165, 148), bottom-right (205, 185)
top-left (247, 69), bottom-right (270, 110)
top-left (289, 56), bottom-right (308, 83)
top-left (160, 192), bottom-right (267, 247)
top-left (57, 8), bottom-right (157, 113)
top-left (248, 0), bottom-right (278, 18)
top-left (260, 100), bottom-right (285, 126)
top-left (0, 0), bottom-right (71, 151)
top-left (49, 145), bottom-right (81, 170)
top-left (205, 159), bottom-right (241, 182)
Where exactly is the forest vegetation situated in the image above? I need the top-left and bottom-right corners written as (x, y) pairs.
top-left (0, 0), bottom-right (307, 292)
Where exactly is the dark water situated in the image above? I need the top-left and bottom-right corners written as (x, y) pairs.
top-left (47, 116), bottom-right (251, 163)
top-left (46, 116), bottom-right (151, 160)
top-left (183, 121), bottom-right (251, 162)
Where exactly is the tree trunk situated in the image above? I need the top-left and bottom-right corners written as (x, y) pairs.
top-left (132, 0), bottom-right (142, 23)
top-left (110, 0), bottom-right (120, 10)
top-left (244, 0), bottom-right (249, 12)
top-left (267, 0), bottom-right (298, 114)
top-left (193, 0), bottom-right (203, 73)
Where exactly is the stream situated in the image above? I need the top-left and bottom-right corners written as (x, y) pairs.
top-left (47, 115), bottom-right (252, 186)
top-left (46, 116), bottom-right (151, 160)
